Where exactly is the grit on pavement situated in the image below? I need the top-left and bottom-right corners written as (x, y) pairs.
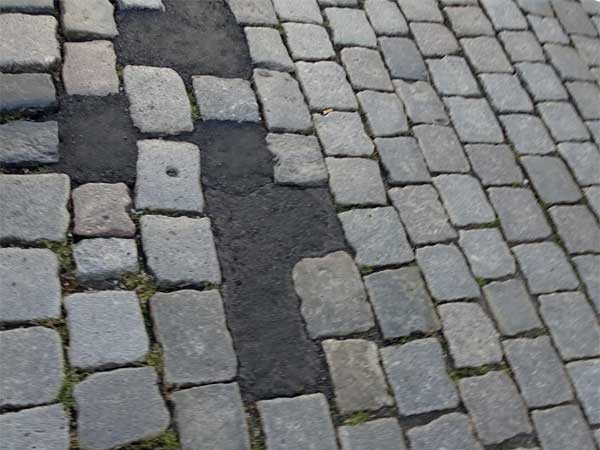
top-left (0, 0), bottom-right (599, 449)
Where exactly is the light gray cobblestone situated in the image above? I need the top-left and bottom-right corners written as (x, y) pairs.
top-left (500, 114), bottom-right (554, 155)
top-left (518, 0), bottom-right (553, 16)
top-left (74, 238), bottom-right (138, 281)
top-left (60, 0), bottom-right (118, 40)
top-left (411, 23), bottom-right (459, 57)
top-left (314, 111), bottom-right (373, 156)
top-left (340, 47), bottom-right (393, 92)
top-left (445, 6), bottom-right (495, 37)
top-left (445, 97), bottom-right (504, 144)
top-left (266, 133), bottom-right (327, 186)
top-left (271, 0), bottom-right (322, 24)
top-left (413, 125), bottom-right (470, 173)
top-left (364, 0), bottom-right (408, 36)
top-left (296, 61), bottom-right (357, 111)
top-left (521, 155), bottom-right (582, 204)
top-left (538, 101), bottom-right (590, 141)
top-left (376, 137), bottom-right (431, 184)
top-left (192, 76), bottom-right (260, 122)
top-left (379, 37), bottom-right (427, 80)
top-left (325, 7), bottom-right (377, 48)
top-left (428, 57), bottom-right (480, 97)
top-left (0, 120), bottom-right (59, 166)
top-left (516, 62), bottom-right (569, 101)
top-left (572, 35), bottom-right (600, 67)
top-left (465, 144), bottom-right (523, 185)
top-left (566, 81), bottom-right (600, 120)
top-left (225, 0), bottom-right (278, 26)
top-left (549, 205), bottom-right (600, 254)
top-left (460, 36), bottom-right (512, 73)
top-left (326, 157), bottom-right (386, 206)
top-left (459, 228), bottom-right (516, 279)
top-left (480, 74), bottom-right (533, 113)
top-left (0, 0), bottom-right (54, 11)
top-left (499, 30), bottom-right (545, 62)
top-left (574, 254), bottom-right (600, 312)
top-left (567, 360), bottom-right (600, 425)
top-left (481, 0), bottom-right (528, 30)
top-left (408, 413), bottom-right (483, 450)
top-left (245, 27), bottom-right (294, 72)
top-left (552, 0), bottom-right (598, 37)
top-left (0, 73), bottom-right (56, 111)
top-left (63, 41), bottom-right (119, 96)
top-left (357, 90), bottom-right (408, 136)
top-left (484, 279), bottom-right (542, 336)
top-left (339, 418), bottom-right (407, 450)
top-left (533, 405), bottom-right (597, 450)
top-left (283, 23), bottom-right (335, 61)
top-left (394, 80), bottom-right (448, 125)
top-left (396, 0), bottom-right (443, 22)
top-left (529, 16), bottom-right (570, 44)
top-left (0, 404), bottom-right (69, 450)
top-left (545, 43), bottom-right (594, 81)
top-left (116, 0), bottom-right (165, 10)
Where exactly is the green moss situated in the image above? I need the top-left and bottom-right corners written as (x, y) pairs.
top-left (115, 431), bottom-right (180, 450)
top-left (343, 410), bottom-right (371, 426)
top-left (250, 437), bottom-right (266, 450)
top-left (450, 365), bottom-right (495, 382)
top-left (145, 344), bottom-right (165, 376)
top-left (0, 111), bottom-right (26, 124)
top-left (58, 369), bottom-right (86, 409)
top-left (31, 166), bottom-right (49, 174)
top-left (36, 317), bottom-right (69, 342)
top-left (476, 277), bottom-right (488, 287)
top-left (120, 272), bottom-right (158, 303)
top-left (41, 240), bottom-right (75, 272)
top-left (360, 266), bottom-right (374, 276)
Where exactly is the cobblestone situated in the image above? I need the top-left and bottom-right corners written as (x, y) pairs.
top-left (0, 405), bottom-right (69, 450)
top-left (339, 418), bottom-right (406, 450)
top-left (116, 0), bottom-right (165, 10)
top-left (357, 91), bottom-right (408, 136)
top-left (545, 44), bottom-right (594, 81)
top-left (192, 76), bottom-right (260, 122)
top-left (445, 6), bottom-right (494, 37)
top-left (245, 27), bottom-right (294, 72)
top-left (325, 7), bottom-right (377, 48)
top-left (459, 228), bottom-right (516, 279)
top-left (445, 97), bottom-right (504, 144)
top-left (266, 133), bottom-right (327, 186)
top-left (518, 0), bottom-right (553, 16)
top-left (552, 0), bottom-right (598, 37)
top-left (480, 74), bottom-right (533, 113)
top-left (0, 0), bottom-right (54, 11)
top-left (283, 23), bottom-right (335, 61)
top-left (394, 80), bottom-right (448, 125)
top-left (529, 16), bottom-right (570, 44)
top-left (481, 0), bottom-right (527, 30)
top-left (549, 205), bottom-right (600, 254)
top-left (522, 155), bottom-right (582, 204)
top-left (574, 254), bottom-right (600, 312)
top-left (314, 112), bottom-right (374, 156)
top-left (63, 41), bottom-right (119, 96)
top-left (376, 137), bottom-right (431, 184)
top-left (226, 0), bottom-right (278, 26)
top-left (326, 157), bottom-right (385, 206)
top-left (413, 125), bottom-right (470, 173)
top-left (0, 73), bottom-right (56, 111)
top-left (533, 405), bottom-right (597, 450)
top-left (538, 101), bottom-right (590, 141)
top-left (0, 120), bottom-right (59, 166)
top-left (460, 37), bottom-right (512, 73)
top-left (74, 238), bottom-right (138, 281)
top-left (567, 360), bottom-right (600, 425)
top-left (566, 81), bottom-right (600, 120)
top-left (396, 0), bottom-right (442, 22)
top-left (516, 62), bottom-right (569, 101)
top-left (296, 61), bottom-right (357, 111)
top-left (484, 279), bottom-right (542, 336)
top-left (378, 37), bottom-right (427, 80)
top-left (340, 47), bottom-right (393, 92)
top-left (271, 0), bottom-right (322, 24)
top-left (499, 30), bottom-right (544, 62)
top-left (363, 0), bottom-right (408, 36)
top-left (61, 0), bottom-right (118, 40)
top-left (411, 23), bottom-right (459, 57)
top-left (500, 114), bottom-right (554, 155)
top-left (407, 413), bottom-right (483, 450)
top-left (572, 36), bottom-right (600, 67)
top-left (465, 144), bottom-right (523, 185)
top-left (428, 57), bottom-right (479, 97)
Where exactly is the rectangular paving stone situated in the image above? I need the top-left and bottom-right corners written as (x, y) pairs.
top-left (378, 37), bottom-right (427, 80)
top-left (567, 360), bottom-right (600, 425)
top-left (445, 6), bottom-right (495, 37)
top-left (151, 290), bottom-right (237, 387)
top-left (173, 383), bottom-right (250, 450)
top-left (529, 16), bottom-right (570, 44)
top-left (293, 251), bottom-right (375, 338)
top-left (459, 228), bottom-right (516, 279)
top-left (504, 337), bottom-right (574, 408)
top-left (416, 244), bottom-right (480, 301)
top-left (480, 74), bottom-right (533, 113)
top-left (325, 7), bottom-right (377, 48)
top-left (481, 0), bottom-right (528, 30)
top-left (572, 35), bottom-right (600, 67)
top-left (0, 174), bottom-right (70, 243)
top-left (549, 205), bottom-right (600, 254)
top-left (381, 338), bottom-right (459, 415)
top-left (540, 292), bottom-right (600, 360)
top-left (340, 47), bottom-right (393, 92)
top-left (539, 101), bottom-right (590, 141)
top-left (427, 56), bottom-right (480, 96)
top-left (499, 30), bottom-right (545, 62)
top-left (326, 157), bottom-right (386, 206)
top-left (389, 184), bottom-right (457, 245)
top-left (411, 23), bottom-right (459, 57)
top-left (460, 36), bottom-right (512, 73)
top-left (545, 43), bottom-right (594, 81)
top-left (364, 267), bottom-right (440, 339)
top-left (465, 144), bottom-right (523, 186)
top-left (271, 0), bottom-right (322, 24)
top-left (0, 73), bottom-right (56, 111)
top-left (123, 65), bottom-right (193, 135)
top-left (518, 0), bottom-right (553, 16)
top-left (574, 255), bottom-right (600, 312)
top-left (253, 69), bottom-right (311, 132)
top-left (552, 0), bottom-right (598, 36)
top-left (339, 418), bottom-right (407, 450)
top-left (516, 62), bottom-right (569, 101)
top-left (408, 413), bottom-right (484, 450)
top-left (357, 91), bottom-right (408, 136)
top-left (0, 0), bottom-right (54, 11)
top-left (484, 279), bottom-right (542, 336)
top-left (63, 41), bottom-right (119, 96)
top-left (61, 0), bottom-right (118, 39)
top-left (140, 215), bottom-right (221, 287)
top-left (296, 61), bottom-right (357, 111)
top-left (413, 125), bottom-right (470, 173)
top-left (501, 114), bottom-right (554, 155)
top-left (396, 0), bottom-right (443, 22)
top-left (394, 80), bottom-right (448, 125)
top-left (375, 137), bottom-right (431, 184)
top-left (245, 27), bottom-right (294, 72)
top-left (433, 174), bottom-right (496, 226)
top-left (258, 394), bottom-right (338, 450)
top-left (74, 238), bottom-right (138, 281)
top-left (445, 97), bottom-right (504, 144)
top-left (192, 75), bottom-right (260, 122)
top-left (266, 133), bottom-right (327, 186)
top-left (533, 405), bottom-right (597, 450)
top-left (364, 0), bottom-right (408, 36)
top-left (314, 111), bottom-right (373, 156)
top-left (459, 372), bottom-right (531, 444)
top-left (283, 23), bottom-right (335, 61)
top-left (323, 339), bottom-right (393, 413)
top-left (0, 120), bottom-right (59, 166)
top-left (225, 0), bottom-right (278, 25)
top-left (567, 81), bottom-right (600, 121)
top-left (0, 404), bottom-right (69, 450)
top-left (521, 155), bottom-right (582, 204)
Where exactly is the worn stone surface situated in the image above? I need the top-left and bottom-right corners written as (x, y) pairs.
top-left (408, 413), bottom-right (484, 450)
top-left (411, 23), bottom-right (459, 56)
top-left (339, 207), bottom-right (414, 267)
top-left (572, 36), bottom-right (600, 68)
top-left (314, 112), bottom-right (373, 156)
top-left (226, 0), bottom-right (278, 25)
top-left (140, 215), bottom-right (221, 287)
top-left (481, 0), bottom-right (527, 30)
top-left (533, 405), bottom-right (597, 450)
top-left (0, 174), bottom-right (70, 243)
top-left (266, 133), bottom-right (327, 186)
top-left (326, 157), bottom-right (385, 206)
top-left (74, 238), bottom-right (138, 281)
top-left (545, 44), bottom-right (594, 81)
top-left (459, 229), bottom-right (515, 279)
top-left (323, 339), bottom-right (393, 413)
top-left (539, 101), bottom-right (590, 141)
top-left (135, 139), bottom-right (204, 213)
top-left (530, 16), bottom-right (569, 45)
top-left (61, 0), bottom-right (118, 39)
top-left (522, 156), bottom-right (582, 205)
top-left (413, 125), bottom-right (470, 173)
top-left (0, 0), bottom-right (54, 11)
top-left (72, 182), bottom-right (135, 237)
top-left (549, 205), bottom-right (600, 254)
top-left (465, 144), bottom-right (523, 185)
top-left (552, 0), bottom-right (598, 36)
top-left (283, 23), bottom-right (335, 61)
top-left (75, 367), bottom-right (170, 450)
top-left (245, 27), bottom-right (294, 72)
top-left (0, 327), bottom-right (63, 409)
top-left (445, 97), bottom-right (504, 144)
top-left (0, 120), bottom-right (59, 166)
top-left (397, 0), bottom-right (442, 22)
top-left (379, 37), bottom-right (427, 80)
top-left (566, 81), bottom-right (600, 120)
top-left (293, 251), bottom-right (374, 338)
top-left (518, 0), bottom-right (553, 17)
top-left (500, 31), bottom-right (544, 62)
top-left (116, 0), bottom-right (165, 10)
top-left (340, 47), bottom-right (393, 92)
top-left (500, 114), bottom-right (554, 155)
top-left (0, 73), bottom-right (56, 111)
top-left (567, 360), bottom-right (600, 425)
top-left (296, 61), bottom-right (357, 111)
top-left (192, 76), bottom-right (260, 122)
top-left (375, 137), bottom-right (431, 184)
top-left (364, 0), bottom-right (408, 36)
top-left (480, 74), bottom-right (533, 112)
top-left (446, 6), bottom-right (494, 37)
top-left (516, 62), bottom-right (568, 101)
top-left (381, 339), bottom-right (459, 415)
top-left (63, 41), bottom-right (119, 96)
top-left (339, 418), bottom-right (407, 450)
top-left (460, 36), bottom-right (512, 73)
top-left (394, 80), bottom-right (448, 125)
top-left (428, 56), bottom-right (480, 96)
top-left (574, 255), bottom-right (600, 312)
top-left (173, 383), bottom-right (250, 450)
top-left (272, 0), bottom-right (322, 23)
top-left (0, 405), bottom-right (69, 450)
top-left (357, 91), bottom-right (408, 136)
top-left (325, 7), bottom-right (377, 48)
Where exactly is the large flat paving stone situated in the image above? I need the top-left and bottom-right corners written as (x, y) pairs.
top-left (140, 215), bottom-right (221, 287)
top-left (123, 65), bottom-right (193, 135)
top-left (533, 405), bottom-right (597, 450)
top-left (0, 248), bottom-right (61, 324)
top-left (150, 289), bottom-right (237, 387)
top-left (326, 157), bottom-right (386, 206)
top-left (0, 120), bottom-right (59, 166)
top-left (407, 413), bottom-right (483, 450)
top-left (74, 367), bottom-right (170, 450)
top-left (172, 383), bottom-right (250, 450)
top-left (0, 174), bottom-right (70, 243)
top-left (567, 360), bottom-right (600, 425)
top-left (0, 73), bottom-right (56, 111)
top-left (293, 251), bottom-right (374, 338)
top-left (62, 41), bottom-right (119, 96)
top-left (192, 76), bottom-right (260, 122)
top-left (60, 0), bottom-right (118, 40)
top-left (74, 238), bottom-right (138, 281)
top-left (0, 327), bottom-right (63, 409)
top-left (314, 112), bottom-right (374, 157)
top-left (339, 418), bottom-right (407, 450)
top-left (266, 133), bottom-right (327, 186)
top-left (0, 404), bottom-right (69, 450)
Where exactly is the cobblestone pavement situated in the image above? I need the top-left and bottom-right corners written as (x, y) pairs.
top-left (1, 0), bottom-right (599, 449)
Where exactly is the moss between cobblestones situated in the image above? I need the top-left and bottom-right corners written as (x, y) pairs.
top-left (120, 272), bottom-right (158, 303)
top-left (114, 430), bottom-right (180, 450)
top-left (187, 90), bottom-right (201, 122)
top-left (449, 365), bottom-right (500, 382)
top-left (58, 368), bottom-right (86, 409)
top-left (343, 410), bottom-right (372, 426)
top-left (41, 239), bottom-right (80, 293)
top-left (35, 317), bottom-right (69, 342)
top-left (144, 343), bottom-right (165, 377)
top-left (476, 277), bottom-right (489, 287)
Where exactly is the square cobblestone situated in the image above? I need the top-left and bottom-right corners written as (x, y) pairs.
top-left (460, 37), bottom-right (512, 73)
top-left (445, 97), bottom-right (504, 144)
top-left (0, 0), bottom-right (55, 11)
top-left (394, 80), bottom-right (448, 125)
top-left (566, 81), bottom-right (600, 120)
top-left (549, 205), bottom-right (600, 254)
top-left (433, 174), bottom-right (496, 226)
top-left (0, 404), bottom-right (69, 450)
top-left (245, 27), bottom-right (294, 72)
top-left (376, 137), bottom-right (431, 184)
top-left (339, 418), bottom-right (406, 450)
top-left (459, 228), bottom-right (516, 279)
top-left (0, 120), bottom-right (59, 166)
top-left (74, 238), bottom-right (138, 281)
top-left (61, 0), bottom-right (118, 39)
top-left (538, 101), bottom-right (590, 141)
top-left (226, 0), bottom-right (278, 25)
top-left (192, 75), bottom-right (260, 122)
top-left (63, 41), bottom-right (119, 96)
top-left (411, 23), bottom-right (459, 57)
top-left (465, 144), bottom-right (523, 186)
top-left (567, 360), bottom-right (600, 425)
top-left (266, 133), bottom-right (327, 186)
top-left (272, 0), bottom-right (322, 24)
top-left (481, 0), bottom-right (528, 30)
top-left (364, 0), bottom-right (408, 36)
top-left (314, 112), bottom-right (373, 156)
top-left (379, 37), bottom-right (427, 80)
top-left (445, 6), bottom-right (495, 37)
top-left (484, 279), bottom-right (542, 336)
top-left (545, 43), bottom-right (594, 81)
top-left (552, 0), bottom-right (598, 36)
top-left (480, 74), bottom-right (533, 113)
top-left (521, 155), bottom-right (582, 204)
top-left (529, 15), bottom-right (570, 44)
top-left (413, 125), bottom-right (470, 173)
top-left (325, 7), bottom-right (377, 48)
top-left (574, 254), bottom-right (600, 312)
top-left (533, 405), bottom-right (597, 450)
top-left (0, 73), bottom-right (56, 112)
top-left (428, 57), bottom-right (479, 97)
top-left (357, 91), bottom-right (408, 136)
top-left (518, 0), bottom-right (553, 16)
top-left (500, 114), bottom-right (554, 155)
top-left (340, 47), bottom-right (393, 92)
top-left (326, 157), bottom-right (386, 206)
top-left (516, 62), bottom-right (568, 101)
top-left (283, 23), bottom-right (335, 61)
top-left (499, 30), bottom-right (544, 62)
top-left (397, 0), bottom-right (442, 22)
top-left (572, 35), bottom-right (600, 67)
top-left (407, 413), bottom-right (484, 450)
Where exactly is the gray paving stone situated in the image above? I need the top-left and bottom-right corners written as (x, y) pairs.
top-left (540, 292), bottom-right (600, 360)
top-left (484, 279), bottom-right (542, 336)
top-left (427, 57), bottom-right (479, 97)
top-left (596, 430), bottom-right (600, 450)
top-left (440, 303), bottom-right (502, 367)
top-left (375, 137), bottom-right (431, 184)
top-left (572, 35), bottom-right (600, 67)
top-left (381, 338), bottom-right (459, 415)
top-left (0, 73), bottom-right (56, 111)
top-left (0, 327), bottom-right (63, 409)
top-left (389, 184), bottom-right (457, 245)
top-left (192, 75), bottom-right (260, 122)
top-left (272, 0), bottom-right (322, 23)
top-left (314, 111), bottom-right (373, 156)
top-left (459, 371), bottom-right (531, 444)
top-left (116, 0), bottom-right (165, 10)
top-left (326, 157), bottom-right (385, 206)
top-left (296, 61), bottom-right (357, 111)
top-left (440, 0), bottom-right (478, 3)
top-left (533, 405), bottom-right (597, 450)
top-left (0, 174), bottom-right (70, 243)
top-left (582, 0), bottom-right (600, 14)
top-left (586, 184), bottom-right (600, 219)
top-left (574, 254), bottom-right (600, 312)
top-left (172, 383), bottom-right (250, 450)
top-left (394, 80), bottom-right (448, 125)
top-left (518, 0), bottom-right (553, 16)
top-left (325, 7), bottom-right (377, 48)
top-left (135, 139), bottom-right (204, 213)
top-left (0, 13), bottom-right (60, 70)
top-left (411, 23), bottom-right (459, 57)
top-left (0, 248), bottom-right (61, 324)
top-left (364, 0), bottom-right (408, 36)
top-left (259, 394), bottom-right (338, 450)
top-left (0, 120), bottom-right (59, 166)
top-left (521, 155), bottom-right (582, 204)
top-left (459, 229), bottom-right (516, 279)
top-left (245, 27), bottom-right (294, 72)
top-left (481, 0), bottom-right (528, 30)
top-left (480, 74), bottom-right (533, 113)
top-left (283, 23), bottom-right (335, 61)
top-left (0, 404), bottom-right (69, 450)
top-left (74, 238), bottom-right (138, 281)
top-left (151, 290), bottom-right (236, 386)
top-left (0, 0), bottom-right (54, 11)
top-left (253, 69), bottom-right (311, 132)
top-left (318, 0), bottom-right (358, 6)
top-left (445, 6), bottom-right (495, 37)
top-left (340, 47), bottom-right (393, 91)
top-left (516, 62), bottom-right (569, 101)
top-left (504, 337), bottom-right (574, 408)
top-left (266, 133), bottom-right (327, 186)
top-left (293, 251), bottom-right (374, 338)
top-left (529, 16), bottom-right (570, 44)
top-left (72, 182), bottom-right (135, 237)
top-left (408, 413), bottom-right (484, 450)
top-left (550, 205), bottom-right (600, 254)
top-left (378, 37), bottom-right (427, 80)
top-left (416, 244), bottom-right (480, 301)
top-left (63, 41), bottom-right (119, 96)
top-left (566, 82), bottom-right (600, 120)
top-left (552, 0), bottom-right (598, 36)
top-left (545, 43), bottom-right (594, 81)
top-left (60, 0), bottom-right (118, 39)
top-left (364, 267), bottom-right (440, 339)
top-left (567, 360), bottom-right (600, 425)
top-left (500, 114), bottom-right (554, 155)
top-left (588, 121), bottom-right (600, 146)
top-left (225, 0), bottom-right (278, 25)
top-left (66, 291), bottom-right (148, 370)
top-left (75, 367), bottom-right (170, 450)
top-left (460, 37), bottom-right (513, 73)
top-left (465, 144), bottom-right (523, 186)
top-left (141, 215), bottom-right (221, 287)
top-left (445, 97), bottom-right (504, 144)
top-left (539, 101), bottom-right (590, 141)
top-left (413, 125), bottom-right (470, 173)
top-left (433, 174), bottom-right (496, 226)
top-left (488, 187), bottom-right (552, 242)
top-left (323, 339), bottom-right (393, 413)
top-left (357, 91), bottom-right (408, 136)
top-left (339, 418), bottom-right (406, 450)
top-left (396, 0), bottom-right (443, 22)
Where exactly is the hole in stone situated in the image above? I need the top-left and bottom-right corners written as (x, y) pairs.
top-left (166, 166), bottom-right (179, 178)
